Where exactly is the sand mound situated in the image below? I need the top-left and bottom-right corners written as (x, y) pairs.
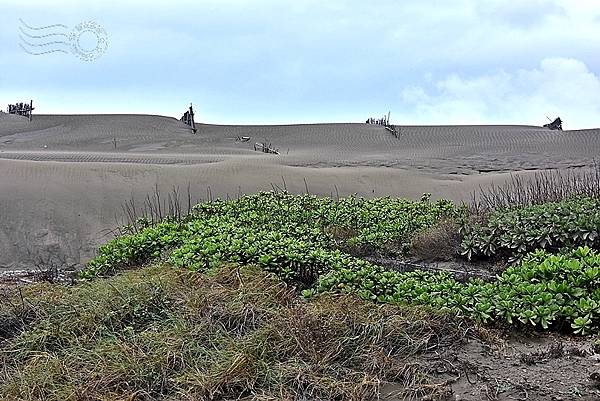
top-left (1, 114), bottom-right (599, 269)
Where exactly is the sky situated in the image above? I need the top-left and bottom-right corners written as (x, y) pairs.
top-left (0, 0), bottom-right (599, 128)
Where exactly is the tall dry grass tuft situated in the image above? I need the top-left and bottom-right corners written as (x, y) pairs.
top-left (470, 163), bottom-right (600, 214)
top-left (118, 183), bottom-right (195, 235)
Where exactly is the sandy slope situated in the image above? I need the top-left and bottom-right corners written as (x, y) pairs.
top-left (1, 112), bottom-right (599, 269)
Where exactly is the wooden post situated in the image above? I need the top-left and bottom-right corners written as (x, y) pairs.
top-left (189, 103), bottom-right (196, 133)
top-left (29, 100), bottom-right (33, 122)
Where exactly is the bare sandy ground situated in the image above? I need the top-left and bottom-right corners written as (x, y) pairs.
top-left (1, 112), bottom-right (599, 269)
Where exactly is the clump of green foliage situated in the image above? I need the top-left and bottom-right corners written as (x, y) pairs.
top-left (84, 192), bottom-right (459, 283)
top-left (315, 247), bottom-right (600, 335)
top-left (0, 265), bottom-right (464, 401)
top-left (82, 221), bottom-right (182, 277)
top-left (461, 196), bottom-right (600, 263)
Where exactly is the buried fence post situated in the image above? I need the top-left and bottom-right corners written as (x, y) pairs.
top-left (367, 110), bottom-right (400, 138)
top-left (189, 103), bottom-right (196, 133)
top-left (7, 100), bottom-right (34, 121)
top-left (180, 103), bottom-right (197, 134)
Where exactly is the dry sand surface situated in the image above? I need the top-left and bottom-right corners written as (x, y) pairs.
top-left (1, 112), bottom-right (599, 269)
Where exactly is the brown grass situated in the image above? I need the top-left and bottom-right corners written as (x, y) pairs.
top-left (0, 264), bottom-right (469, 401)
top-left (411, 219), bottom-right (461, 261)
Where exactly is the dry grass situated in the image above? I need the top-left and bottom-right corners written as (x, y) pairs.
top-left (471, 164), bottom-right (600, 214)
top-left (0, 264), bottom-right (469, 401)
top-left (411, 219), bottom-right (461, 261)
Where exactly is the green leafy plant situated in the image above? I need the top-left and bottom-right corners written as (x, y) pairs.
top-left (315, 247), bottom-right (600, 335)
top-left (461, 196), bottom-right (600, 263)
top-left (83, 192), bottom-right (459, 284)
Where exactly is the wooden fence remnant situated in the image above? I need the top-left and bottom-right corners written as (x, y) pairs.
top-left (253, 142), bottom-right (279, 155)
top-left (7, 100), bottom-right (34, 121)
top-left (366, 110), bottom-right (400, 138)
top-left (180, 103), bottom-right (197, 133)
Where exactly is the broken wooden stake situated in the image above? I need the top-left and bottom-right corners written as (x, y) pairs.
top-left (180, 103), bottom-right (197, 133)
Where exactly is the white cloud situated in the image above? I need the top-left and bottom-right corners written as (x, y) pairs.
top-left (400, 58), bottom-right (600, 129)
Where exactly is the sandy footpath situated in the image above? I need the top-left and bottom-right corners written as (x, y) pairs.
top-left (1, 113), bottom-right (598, 269)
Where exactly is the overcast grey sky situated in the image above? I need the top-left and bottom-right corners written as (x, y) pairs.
top-left (0, 0), bottom-right (599, 128)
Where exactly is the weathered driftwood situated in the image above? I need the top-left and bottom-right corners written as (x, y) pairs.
top-left (365, 256), bottom-right (496, 282)
top-left (254, 142), bottom-right (279, 155)
top-left (385, 125), bottom-right (401, 138)
top-left (543, 117), bottom-right (563, 131)
top-left (0, 267), bottom-right (76, 286)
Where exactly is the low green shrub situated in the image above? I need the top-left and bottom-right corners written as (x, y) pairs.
top-left (461, 196), bottom-right (600, 263)
top-left (82, 192), bottom-right (600, 336)
top-left (169, 227), bottom-right (345, 285)
top-left (83, 192), bottom-right (459, 279)
top-left (82, 221), bottom-right (182, 278)
top-left (314, 246), bottom-right (600, 335)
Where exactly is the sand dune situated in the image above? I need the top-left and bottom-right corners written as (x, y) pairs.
top-left (2, 114), bottom-right (597, 173)
top-left (1, 112), bottom-right (599, 269)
